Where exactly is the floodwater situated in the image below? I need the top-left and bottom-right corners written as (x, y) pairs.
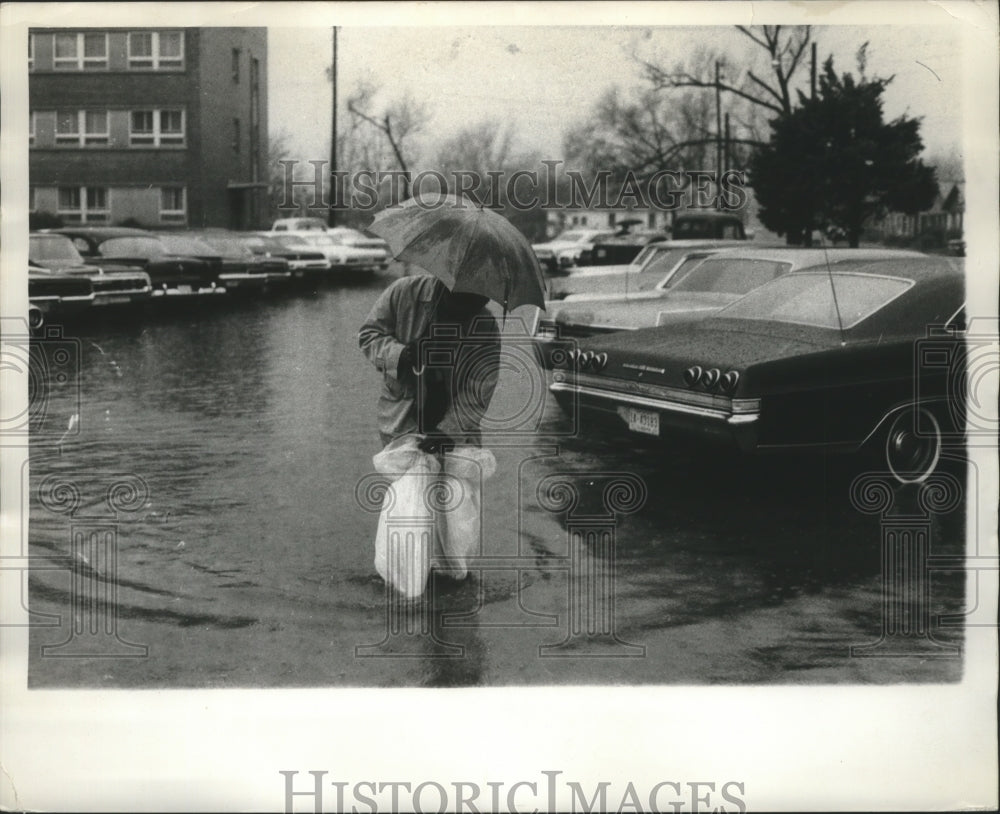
top-left (26, 270), bottom-right (966, 687)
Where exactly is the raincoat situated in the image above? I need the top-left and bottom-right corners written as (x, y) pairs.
top-left (358, 275), bottom-right (501, 447)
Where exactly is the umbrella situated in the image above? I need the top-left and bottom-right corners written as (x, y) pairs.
top-left (368, 194), bottom-right (546, 312)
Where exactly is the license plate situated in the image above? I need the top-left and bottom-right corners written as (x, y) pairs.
top-left (618, 406), bottom-right (659, 436)
top-left (175, 284), bottom-right (193, 294)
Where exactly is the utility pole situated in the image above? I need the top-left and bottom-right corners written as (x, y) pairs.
top-left (329, 26), bottom-right (338, 227)
top-left (724, 113), bottom-right (731, 175)
top-left (715, 60), bottom-right (723, 210)
top-left (810, 41), bottom-right (817, 100)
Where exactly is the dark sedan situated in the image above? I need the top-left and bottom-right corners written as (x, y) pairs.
top-left (240, 233), bottom-right (329, 281)
top-left (193, 232), bottom-right (292, 290)
top-left (28, 261), bottom-right (94, 327)
top-left (588, 229), bottom-right (668, 266)
top-left (548, 257), bottom-right (965, 483)
top-left (54, 227), bottom-right (222, 297)
top-left (29, 233), bottom-right (151, 308)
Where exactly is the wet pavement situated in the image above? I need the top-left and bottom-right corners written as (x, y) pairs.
top-left (26, 269), bottom-right (966, 686)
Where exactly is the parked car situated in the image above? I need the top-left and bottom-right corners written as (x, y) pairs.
top-left (242, 233), bottom-right (330, 280)
top-left (155, 232), bottom-right (270, 294)
top-left (947, 237), bottom-right (965, 257)
top-left (264, 230), bottom-right (385, 274)
top-left (588, 229), bottom-right (668, 266)
top-left (669, 211), bottom-right (747, 241)
top-left (537, 248), bottom-right (929, 347)
top-left (327, 227), bottom-right (391, 268)
top-left (29, 232), bottom-right (151, 308)
top-left (271, 217), bottom-right (329, 232)
top-left (547, 239), bottom-right (740, 300)
top-left (547, 256), bottom-right (964, 483)
top-left (193, 232), bottom-right (293, 289)
top-left (532, 229), bottom-right (614, 274)
top-left (53, 227), bottom-right (222, 297)
top-left (28, 261), bottom-right (95, 325)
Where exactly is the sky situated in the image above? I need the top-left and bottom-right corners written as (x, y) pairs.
top-left (268, 22), bottom-right (966, 175)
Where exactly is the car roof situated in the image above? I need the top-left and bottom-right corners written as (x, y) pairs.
top-left (783, 255), bottom-right (963, 282)
top-left (696, 246), bottom-right (929, 269)
top-left (54, 226), bottom-right (155, 239)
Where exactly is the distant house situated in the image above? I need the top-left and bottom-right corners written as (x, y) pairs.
top-left (871, 181), bottom-right (964, 242)
top-left (545, 206), bottom-right (670, 238)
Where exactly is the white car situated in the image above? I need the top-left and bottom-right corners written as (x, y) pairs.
top-left (547, 240), bottom-right (743, 299)
top-left (265, 230), bottom-right (385, 273)
top-left (326, 227), bottom-right (390, 268)
top-left (271, 217), bottom-right (329, 232)
top-left (531, 229), bottom-right (614, 273)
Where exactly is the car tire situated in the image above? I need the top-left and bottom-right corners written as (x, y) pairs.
top-left (882, 406), bottom-right (942, 484)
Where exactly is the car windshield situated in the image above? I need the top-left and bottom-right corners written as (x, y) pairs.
top-left (241, 236), bottom-right (282, 253)
top-left (199, 236), bottom-right (252, 257)
top-left (158, 235), bottom-right (220, 255)
top-left (276, 219), bottom-right (326, 231)
top-left (719, 272), bottom-right (914, 329)
top-left (272, 234), bottom-right (310, 248)
top-left (556, 231), bottom-right (589, 242)
top-left (299, 234), bottom-right (342, 247)
top-left (669, 258), bottom-right (791, 295)
top-left (100, 237), bottom-right (167, 257)
top-left (30, 235), bottom-right (84, 263)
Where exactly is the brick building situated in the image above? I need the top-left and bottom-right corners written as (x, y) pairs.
top-left (29, 27), bottom-right (268, 230)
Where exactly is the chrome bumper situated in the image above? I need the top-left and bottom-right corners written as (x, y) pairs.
top-left (549, 376), bottom-right (760, 449)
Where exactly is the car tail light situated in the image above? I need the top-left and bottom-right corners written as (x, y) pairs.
top-left (549, 349), bottom-right (568, 368)
top-left (720, 370), bottom-right (740, 393)
top-left (684, 366), bottom-right (702, 387)
top-left (700, 367), bottom-right (721, 388)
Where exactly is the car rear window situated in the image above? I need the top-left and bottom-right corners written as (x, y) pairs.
top-left (669, 258), bottom-right (791, 295)
top-left (30, 235), bottom-right (84, 262)
top-left (649, 253), bottom-right (712, 290)
top-left (720, 272), bottom-right (914, 329)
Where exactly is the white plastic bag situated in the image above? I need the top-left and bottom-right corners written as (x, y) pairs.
top-left (372, 436), bottom-right (441, 599)
top-left (434, 446), bottom-right (496, 580)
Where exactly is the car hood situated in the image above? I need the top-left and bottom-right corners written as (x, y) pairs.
top-left (29, 259), bottom-right (94, 274)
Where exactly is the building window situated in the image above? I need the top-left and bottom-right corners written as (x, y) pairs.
top-left (232, 118), bottom-right (241, 153)
top-left (128, 30), bottom-right (184, 70)
top-left (54, 110), bottom-right (109, 146)
top-left (129, 109), bottom-right (185, 146)
top-left (29, 111), bottom-right (36, 146)
top-left (160, 187), bottom-right (187, 223)
top-left (58, 186), bottom-right (110, 223)
top-left (53, 32), bottom-right (108, 70)
top-left (28, 33), bottom-right (34, 71)
top-left (232, 48), bottom-right (240, 82)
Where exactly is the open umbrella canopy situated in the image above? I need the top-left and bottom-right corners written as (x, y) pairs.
top-left (368, 194), bottom-right (546, 311)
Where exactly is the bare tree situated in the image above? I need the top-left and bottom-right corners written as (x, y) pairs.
top-left (435, 118), bottom-right (517, 178)
top-left (562, 82), bottom-right (757, 181)
top-left (346, 81), bottom-right (430, 200)
top-left (637, 26), bottom-right (814, 118)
